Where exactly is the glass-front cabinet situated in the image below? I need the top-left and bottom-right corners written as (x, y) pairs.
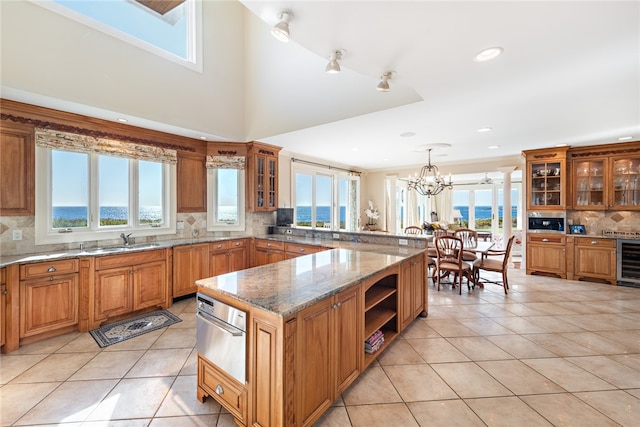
top-left (524, 147), bottom-right (568, 211)
top-left (246, 142), bottom-right (281, 212)
top-left (611, 156), bottom-right (640, 209)
top-left (573, 159), bottom-right (606, 209)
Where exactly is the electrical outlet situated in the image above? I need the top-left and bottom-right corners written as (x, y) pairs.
top-left (13, 230), bottom-right (23, 240)
top-left (333, 233), bottom-right (340, 239)
top-left (398, 239), bottom-right (408, 246)
top-left (177, 221), bottom-right (184, 230)
top-left (285, 229), bottom-right (292, 234)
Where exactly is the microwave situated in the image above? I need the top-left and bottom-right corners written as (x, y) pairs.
top-left (527, 212), bottom-right (566, 234)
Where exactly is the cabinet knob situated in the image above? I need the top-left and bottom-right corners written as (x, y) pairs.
top-left (542, 238), bottom-right (549, 242)
top-left (215, 384), bottom-right (224, 395)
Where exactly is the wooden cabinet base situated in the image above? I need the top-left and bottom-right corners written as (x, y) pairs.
top-left (198, 355), bottom-right (247, 425)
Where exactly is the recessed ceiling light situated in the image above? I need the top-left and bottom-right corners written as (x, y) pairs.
top-left (474, 47), bottom-right (503, 62)
top-left (117, 118), bottom-right (128, 123)
top-left (618, 136), bottom-right (633, 141)
top-left (477, 127), bottom-right (492, 132)
top-left (400, 132), bottom-right (416, 138)
top-left (488, 145), bottom-right (500, 149)
top-left (352, 148), bottom-right (359, 151)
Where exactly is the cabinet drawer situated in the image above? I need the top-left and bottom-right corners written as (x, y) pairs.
top-left (527, 234), bottom-right (566, 245)
top-left (211, 239), bottom-right (246, 252)
top-left (285, 243), bottom-right (318, 255)
top-left (199, 356), bottom-right (246, 423)
top-left (255, 239), bottom-right (284, 251)
top-left (20, 259), bottom-right (79, 279)
top-left (95, 249), bottom-right (165, 270)
top-left (574, 237), bottom-right (616, 248)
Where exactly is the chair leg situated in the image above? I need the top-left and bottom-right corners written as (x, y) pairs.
top-left (502, 270), bottom-right (509, 294)
top-left (458, 270), bottom-right (463, 295)
top-left (436, 267), bottom-right (441, 291)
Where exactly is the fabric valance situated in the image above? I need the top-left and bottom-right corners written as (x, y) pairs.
top-left (206, 155), bottom-right (245, 170)
top-left (35, 128), bottom-right (178, 165)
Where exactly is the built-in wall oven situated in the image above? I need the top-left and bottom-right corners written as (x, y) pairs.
top-left (527, 212), bottom-right (566, 234)
top-left (196, 293), bottom-right (247, 383)
top-left (617, 239), bottom-right (640, 287)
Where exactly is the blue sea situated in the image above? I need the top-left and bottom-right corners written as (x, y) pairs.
top-left (53, 206), bottom-right (162, 221)
top-left (295, 206), bottom-right (516, 223)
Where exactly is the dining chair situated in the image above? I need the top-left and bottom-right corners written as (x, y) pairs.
top-left (434, 235), bottom-right (473, 295)
top-left (454, 228), bottom-right (479, 262)
top-left (404, 226), bottom-right (423, 235)
top-left (473, 235), bottom-right (515, 294)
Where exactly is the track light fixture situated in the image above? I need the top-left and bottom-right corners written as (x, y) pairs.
top-left (325, 49), bottom-right (345, 74)
top-left (271, 10), bottom-right (293, 42)
top-left (377, 71), bottom-right (394, 92)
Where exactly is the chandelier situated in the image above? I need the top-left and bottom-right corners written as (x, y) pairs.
top-left (407, 148), bottom-right (453, 197)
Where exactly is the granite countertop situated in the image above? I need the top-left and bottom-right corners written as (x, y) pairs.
top-left (196, 248), bottom-right (414, 317)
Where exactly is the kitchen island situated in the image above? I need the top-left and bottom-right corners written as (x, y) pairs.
top-left (195, 247), bottom-right (427, 427)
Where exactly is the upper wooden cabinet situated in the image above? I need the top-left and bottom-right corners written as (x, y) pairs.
top-left (523, 147), bottom-right (569, 211)
top-left (568, 141), bottom-right (640, 210)
top-left (246, 142), bottom-right (281, 212)
top-left (177, 152), bottom-right (207, 213)
top-left (0, 122), bottom-right (34, 216)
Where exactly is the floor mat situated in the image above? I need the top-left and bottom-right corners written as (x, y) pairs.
top-left (89, 310), bottom-right (182, 348)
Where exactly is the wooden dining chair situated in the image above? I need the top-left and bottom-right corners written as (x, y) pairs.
top-left (404, 226), bottom-right (423, 235)
top-left (454, 228), bottom-right (479, 262)
top-left (473, 235), bottom-right (515, 294)
top-left (434, 235), bottom-right (473, 295)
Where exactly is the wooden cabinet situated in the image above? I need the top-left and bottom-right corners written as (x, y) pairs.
top-left (0, 268), bottom-right (6, 347)
top-left (285, 243), bottom-right (324, 259)
top-left (198, 354), bottom-right (247, 424)
top-left (568, 237), bottom-right (617, 285)
top-left (572, 158), bottom-right (607, 209)
top-left (92, 249), bottom-right (169, 327)
top-left (399, 254), bottom-right (426, 330)
top-left (363, 267), bottom-right (399, 368)
top-left (246, 142), bottom-right (281, 212)
top-left (210, 239), bottom-right (247, 276)
top-left (253, 239), bottom-right (285, 267)
top-left (611, 155), bottom-right (640, 210)
top-left (177, 151), bottom-right (207, 213)
top-left (19, 259), bottom-right (79, 338)
top-left (523, 147), bottom-right (569, 210)
top-left (526, 234), bottom-right (566, 278)
top-left (0, 122), bottom-right (34, 216)
top-left (173, 243), bottom-right (210, 297)
top-left (568, 141), bottom-right (640, 210)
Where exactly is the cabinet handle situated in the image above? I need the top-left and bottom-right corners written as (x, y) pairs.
top-left (542, 238), bottom-right (549, 242)
top-left (216, 244), bottom-right (223, 249)
top-left (215, 384), bottom-right (224, 395)
top-left (47, 266), bottom-right (56, 272)
top-left (591, 241), bottom-right (599, 245)
top-left (299, 248), bottom-right (305, 252)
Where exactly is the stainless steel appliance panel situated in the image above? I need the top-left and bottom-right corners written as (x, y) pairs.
top-left (527, 212), bottom-right (566, 234)
top-left (196, 293), bottom-right (247, 383)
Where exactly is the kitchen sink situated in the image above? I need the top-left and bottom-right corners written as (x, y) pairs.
top-left (85, 243), bottom-right (162, 254)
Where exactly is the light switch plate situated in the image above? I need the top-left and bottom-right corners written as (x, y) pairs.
top-left (398, 239), bottom-right (408, 246)
top-left (13, 230), bottom-right (22, 240)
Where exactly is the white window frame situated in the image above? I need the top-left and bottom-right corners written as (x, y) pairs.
top-left (31, 0), bottom-right (203, 72)
top-left (207, 168), bottom-right (246, 232)
top-left (291, 163), bottom-right (359, 231)
top-left (35, 146), bottom-right (177, 245)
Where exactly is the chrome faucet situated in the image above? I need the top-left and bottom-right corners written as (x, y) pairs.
top-left (120, 233), bottom-right (132, 245)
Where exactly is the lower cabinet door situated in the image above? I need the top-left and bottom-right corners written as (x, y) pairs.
top-left (95, 267), bottom-right (133, 319)
top-left (20, 274), bottom-right (79, 337)
top-left (199, 355), bottom-right (247, 423)
top-left (134, 261), bottom-right (167, 310)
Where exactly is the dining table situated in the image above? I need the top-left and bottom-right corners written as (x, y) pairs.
top-left (463, 240), bottom-right (495, 288)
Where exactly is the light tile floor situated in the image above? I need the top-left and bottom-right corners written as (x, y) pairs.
top-left (1, 269), bottom-right (639, 426)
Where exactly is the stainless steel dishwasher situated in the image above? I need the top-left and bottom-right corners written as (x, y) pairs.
top-left (196, 292), bottom-right (247, 383)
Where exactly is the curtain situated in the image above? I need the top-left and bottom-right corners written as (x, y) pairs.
top-left (406, 186), bottom-right (419, 227)
top-left (205, 155), bottom-right (245, 169)
top-left (35, 128), bottom-right (177, 164)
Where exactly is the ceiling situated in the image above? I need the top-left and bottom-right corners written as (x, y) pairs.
top-left (1, 1), bottom-right (639, 180)
top-left (240, 0), bottom-right (640, 173)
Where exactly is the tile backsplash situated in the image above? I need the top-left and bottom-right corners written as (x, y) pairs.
top-left (0, 211), bottom-right (276, 256)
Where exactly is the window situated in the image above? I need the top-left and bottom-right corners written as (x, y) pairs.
top-left (452, 183), bottom-right (522, 233)
top-left (36, 148), bottom-right (176, 245)
top-left (292, 164), bottom-right (359, 231)
top-left (35, 0), bottom-right (201, 70)
top-left (207, 168), bottom-right (245, 231)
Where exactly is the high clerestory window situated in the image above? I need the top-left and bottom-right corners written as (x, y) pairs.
top-left (35, 0), bottom-right (201, 69)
